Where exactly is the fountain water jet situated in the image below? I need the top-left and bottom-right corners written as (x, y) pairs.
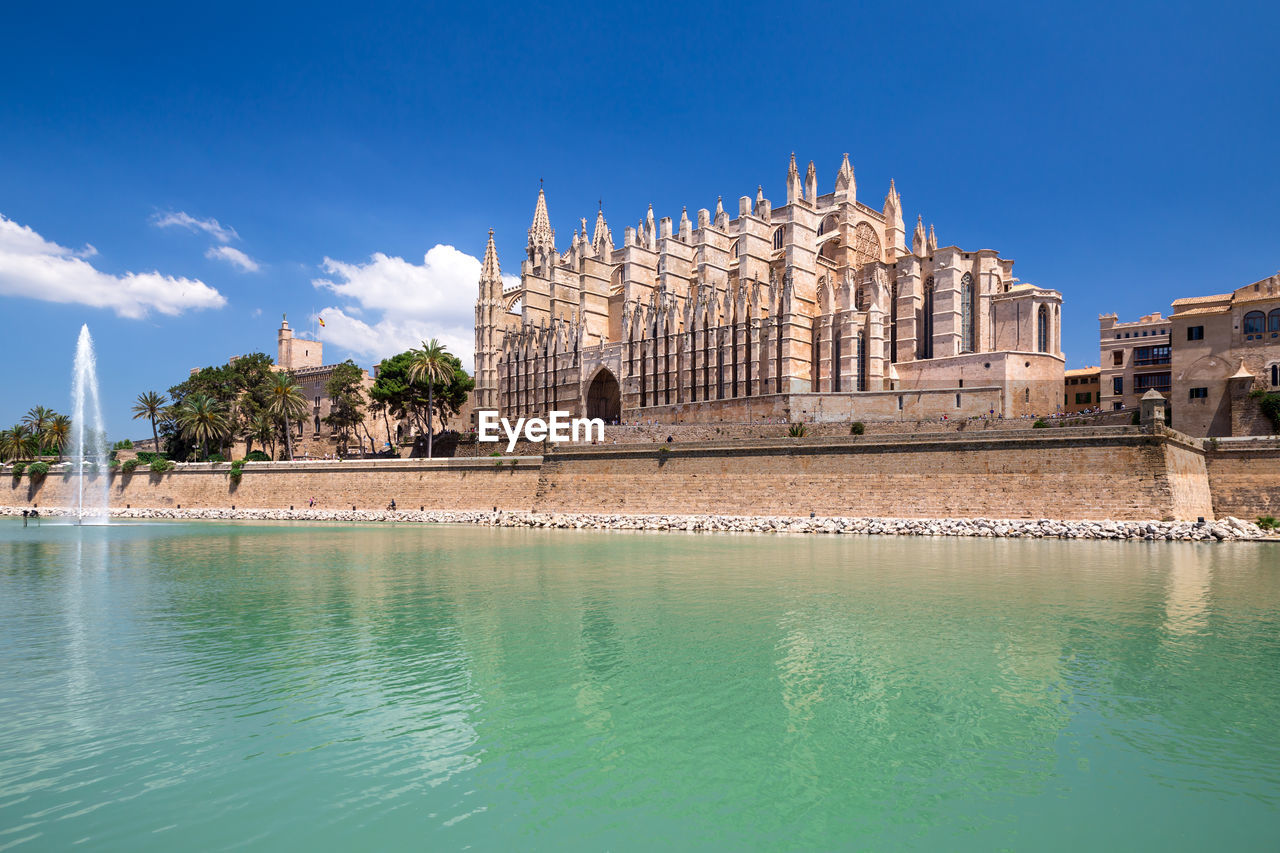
top-left (70, 325), bottom-right (109, 524)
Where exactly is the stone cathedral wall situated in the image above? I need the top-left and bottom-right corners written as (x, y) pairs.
top-left (9, 428), bottom-right (1269, 524)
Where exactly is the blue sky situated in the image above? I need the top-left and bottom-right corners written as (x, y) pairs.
top-left (2, 0), bottom-right (1277, 438)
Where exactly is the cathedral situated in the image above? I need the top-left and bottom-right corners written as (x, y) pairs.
top-left (475, 154), bottom-right (1064, 425)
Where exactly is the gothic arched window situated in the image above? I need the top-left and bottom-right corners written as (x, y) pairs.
top-left (1268, 308), bottom-right (1280, 334)
top-left (961, 272), bottom-right (975, 353)
top-left (920, 276), bottom-right (935, 359)
top-left (773, 228), bottom-right (784, 250)
top-left (1037, 304), bottom-right (1050, 353)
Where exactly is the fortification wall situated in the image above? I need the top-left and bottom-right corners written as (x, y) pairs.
top-left (1206, 441), bottom-right (1280, 518)
top-left (7, 429), bottom-right (1224, 522)
top-left (534, 428), bottom-right (1214, 521)
top-left (8, 458), bottom-right (542, 512)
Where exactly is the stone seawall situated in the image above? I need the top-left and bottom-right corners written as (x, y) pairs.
top-left (534, 427), bottom-right (1215, 521)
top-left (7, 457), bottom-right (543, 512)
top-left (3, 427), bottom-right (1239, 523)
top-left (1206, 442), bottom-right (1280, 519)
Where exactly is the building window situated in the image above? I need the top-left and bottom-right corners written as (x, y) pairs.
top-left (1189, 387), bottom-right (1208, 399)
top-left (960, 273), bottom-right (975, 353)
top-left (1187, 325), bottom-right (1204, 341)
top-left (897, 395), bottom-right (903, 410)
top-left (1273, 364), bottom-right (1279, 387)
top-left (1269, 309), bottom-right (1280, 334)
top-left (1075, 392), bottom-right (1092, 404)
top-left (1243, 311), bottom-right (1265, 338)
top-left (1113, 350), bottom-right (1123, 366)
top-left (955, 393), bottom-right (961, 408)
top-left (920, 277), bottom-right (935, 359)
top-left (1037, 305), bottom-right (1049, 353)
top-left (1134, 345), bottom-right (1170, 366)
top-left (1024, 388), bottom-right (1030, 403)
top-left (1113, 402), bottom-right (1123, 410)
top-left (1113, 376), bottom-right (1124, 395)
top-left (1135, 372), bottom-right (1171, 393)
top-left (772, 228), bottom-right (784, 250)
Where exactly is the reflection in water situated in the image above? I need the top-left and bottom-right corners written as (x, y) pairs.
top-left (1, 521), bottom-right (1278, 851)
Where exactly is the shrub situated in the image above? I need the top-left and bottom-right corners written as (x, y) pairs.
top-left (27, 461), bottom-right (49, 480)
top-left (149, 457), bottom-right (175, 473)
top-left (1257, 516), bottom-right (1278, 531)
top-left (112, 439), bottom-right (134, 450)
top-left (787, 423), bottom-right (808, 437)
top-left (122, 458), bottom-right (140, 474)
top-left (1032, 418), bottom-right (1049, 429)
top-left (135, 451), bottom-right (169, 464)
top-left (658, 445), bottom-right (670, 454)
top-left (207, 453), bottom-right (226, 463)
top-left (245, 450), bottom-right (271, 462)
top-left (11, 462), bottom-right (26, 479)
top-left (108, 458), bottom-right (120, 470)
top-left (1251, 391), bottom-right (1280, 432)
top-left (1131, 410), bottom-right (1141, 425)
top-left (489, 451), bottom-right (503, 457)
top-left (1206, 437), bottom-right (1220, 451)
top-left (849, 421), bottom-right (865, 436)
top-left (229, 459), bottom-right (244, 484)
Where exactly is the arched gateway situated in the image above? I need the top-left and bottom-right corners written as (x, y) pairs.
top-left (586, 369), bottom-right (621, 422)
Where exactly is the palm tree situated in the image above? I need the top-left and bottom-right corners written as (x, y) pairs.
top-left (22, 406), bottom-right (56, 456)
top-left (1, 424), bottom-right (40, 463)
top-left (45, 415), bottom-right (71, 463)
top-left (175, 393), bottom-right (230, 461)
top-left (407, 338), bottom-right (454, 458)
top-left (247, 412), bottom-right (277, 459)
top-left (131, 391), bottom-right (167, 453)
top-left (266, 373), bottom-right (308, 460)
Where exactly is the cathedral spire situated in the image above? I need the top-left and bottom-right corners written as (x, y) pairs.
top-left (591, 204), bottom-right (612, 256)
top-left (787, 153), bottom-right (802, 204)
top-left (480, 228), bottom-right (501, 290)
top-left (834, 152), bottom-right (855, 200)
top-left (805, 160), bottom-right (818, 203)
top-left (927, 223), bottom-right (937, 253)
top-left (527, 186), bottom-right (555, 262)
top-left (913, 215), bottom-right (926, 256)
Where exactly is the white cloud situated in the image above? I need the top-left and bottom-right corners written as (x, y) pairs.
top-left (312, 244), bottom-right (518, 370)
top-left (151, 211), bottom-right (238, 243)
top-left (0, 213), bottom-right (226, 319)
top-left (205, 245), bottom-right (260, 272)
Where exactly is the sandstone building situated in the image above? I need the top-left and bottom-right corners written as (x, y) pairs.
top-left (1169, 273), bottom-right (1280, 437)
top-left (475, 154), bottom-right (1065, 425)
top-left (274, 317), bottom-right (384, 453)
top-left (1098, 312), bottom-right (1172, 411)
top-left (1063, 367), bottom-right (1101, 413)
top-left (1098, 272), bottom-right (1280, 436)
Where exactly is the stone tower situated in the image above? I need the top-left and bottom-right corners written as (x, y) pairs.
top-left (473, 229), bottom-right (505, 411)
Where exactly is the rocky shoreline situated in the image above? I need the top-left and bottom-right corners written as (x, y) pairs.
top-left (2, 505), bottom-right (1274, 542)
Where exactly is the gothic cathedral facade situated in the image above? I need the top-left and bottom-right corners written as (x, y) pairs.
top-left (475, 154), bottom-right (1065, 425)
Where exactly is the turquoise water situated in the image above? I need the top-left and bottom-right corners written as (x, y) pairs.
top-left (1, 520), bottom-right (1278, 851)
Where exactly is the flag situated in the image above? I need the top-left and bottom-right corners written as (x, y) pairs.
top-left (317, 316), bottom-right (326, 327)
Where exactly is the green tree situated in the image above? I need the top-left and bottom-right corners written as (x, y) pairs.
top-left (131, 391), bottom-right (167, 452)
top-left (22, 406), bottom-right (60, 455)
top-left (266, 373), bottom-right (308, 460)
top-left (1, 424), bottom-right (40, 463)
top-left (45, 415), bottom-right (71, 462)
top-left (322, 360), bottom-right (367, 457)
top-left (246, 411), bottom-right (278, 460)
top-left (166, 353), bottom-right (277, 459)
top-left (407, 339), bottom-right (471, 458)
top-left (175, 393), bottom-right (231, 460)
top-left (371, 347), bottom-right (473, 456)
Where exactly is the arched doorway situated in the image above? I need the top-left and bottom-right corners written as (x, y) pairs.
top-left (586, 369), bottom-right (621, 422)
